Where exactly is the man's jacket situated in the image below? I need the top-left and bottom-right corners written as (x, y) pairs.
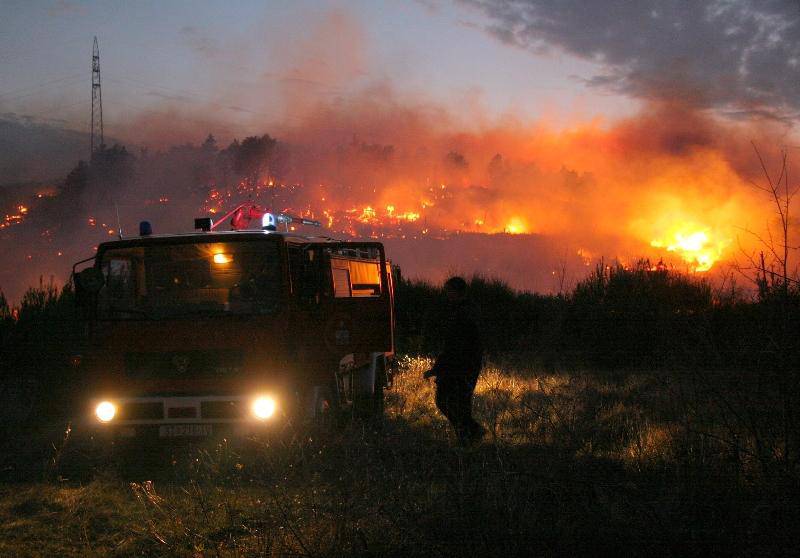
top-left (431, 300), bottom-right (483, 382)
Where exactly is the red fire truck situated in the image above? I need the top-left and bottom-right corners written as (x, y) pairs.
top-left (73, 204), bottom-right (395, 440)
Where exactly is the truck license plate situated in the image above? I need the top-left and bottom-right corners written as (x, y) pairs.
top-left (158, 424), bottom-right (212, 438)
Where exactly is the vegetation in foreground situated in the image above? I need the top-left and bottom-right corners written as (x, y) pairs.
top-left (1, 266), bottom-right (798, 556)
top-left (0, 356), bottom-right (798, 557)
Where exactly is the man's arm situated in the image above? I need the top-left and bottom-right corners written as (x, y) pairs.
top-left (423, 352), bottom-right (448, 379)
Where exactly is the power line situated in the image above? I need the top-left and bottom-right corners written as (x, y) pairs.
top-left (103, 73), bottom-right (301, 122)
top-left (109, 99), bottom-right (238, 134)
top-left (0, 36), bottom-right (87, 64)
top-left (101, 72), bottom-right (360, 135)
top-left (12, 99), bottom-right (87, 120)
top-left (0, 74), bottom-right (83, 101)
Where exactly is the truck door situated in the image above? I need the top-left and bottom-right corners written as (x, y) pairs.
top-left (322, 243), bottom-right (393, 355)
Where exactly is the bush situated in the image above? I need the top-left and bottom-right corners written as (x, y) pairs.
top-left (0, 278), bottom-right (83, 421)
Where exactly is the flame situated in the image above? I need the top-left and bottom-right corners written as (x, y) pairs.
top-left (397, 211), bottom-right (420, 222)
top-left (504, 217), bottom-right (527, 235)
top-left (357, 206), bottom-right (377, 223)
top-left (8, 99), bottom-right (780, 302)
top-left (650, 223), bottom-right (730, 272)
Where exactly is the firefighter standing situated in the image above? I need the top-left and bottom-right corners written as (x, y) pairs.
top-left (424, 276), bottom-right (485, 445)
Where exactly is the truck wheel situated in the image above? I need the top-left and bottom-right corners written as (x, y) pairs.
top-left (353, 359), bottom-right (385, 419)
top-left (309, 382), bottom-right (344, 428)
top-left (372, 358), bottom-right (385, 418)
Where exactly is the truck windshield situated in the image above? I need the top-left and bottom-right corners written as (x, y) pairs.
top-left (97, 239), bottom-right (282, 319)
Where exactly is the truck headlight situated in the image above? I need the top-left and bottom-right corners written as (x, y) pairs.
top-left (95, 401), bottom-right (116, 422)
top-left (252, 396), bottom-right (276, 420)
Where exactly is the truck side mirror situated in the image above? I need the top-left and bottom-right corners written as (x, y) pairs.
top-left (76, 267), bottom-right (105, 294)
top-left (74, 267), bottom-right (103, 315)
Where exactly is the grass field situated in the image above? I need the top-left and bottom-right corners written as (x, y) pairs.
top-left (1, 357), bottom-right (797, 557)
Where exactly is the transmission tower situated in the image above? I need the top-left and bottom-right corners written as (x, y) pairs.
top-left (90, 36), bottom-right (104, 157)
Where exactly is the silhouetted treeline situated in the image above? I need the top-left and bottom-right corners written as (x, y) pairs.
top-left (395, 262), bottom-right (799, 372)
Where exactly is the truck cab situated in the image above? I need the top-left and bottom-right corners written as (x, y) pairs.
top-left (73, 226), bottom-right (395, 440)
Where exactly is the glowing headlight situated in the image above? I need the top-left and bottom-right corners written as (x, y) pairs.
top-left (95, 401), bottom-right (116, 422)
top-left (252, 396), bottom-right (276, 420)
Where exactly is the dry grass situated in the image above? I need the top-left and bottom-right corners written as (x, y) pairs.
top-left (0, 357), bottom-right (797, 557)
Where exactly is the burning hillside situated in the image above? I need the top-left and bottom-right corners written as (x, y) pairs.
top-left (0, 95), bottom-right (795, 302)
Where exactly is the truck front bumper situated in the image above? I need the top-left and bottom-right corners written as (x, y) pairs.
top-left (87, 394), bottom-right (287, 440)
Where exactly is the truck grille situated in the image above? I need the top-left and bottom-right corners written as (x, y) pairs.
top-left (167, 406), bottom-right (197, 419)
top-left (124, 350), bottom-right (244, 379)
top-left (201, 400), bottom-right (247, 419)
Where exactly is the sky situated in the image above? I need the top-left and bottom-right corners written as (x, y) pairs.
top-left (2, 0), bottom-right (798, 141)
top-left (1, 0), bottom-right (798, 300)
top-left (0, 0), bottom-right (638, 142)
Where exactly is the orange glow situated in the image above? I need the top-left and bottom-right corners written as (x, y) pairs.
top-left (397, 211), bottom-right (420, 222)
top-left (650, 224), bottom-right (730, 272)
top-left (357, 206), bottom-right (377, 223)
top-left (8, 100), bottom-right (780, 295)
top-left (213, 253), bottom-right (233, 264)
top-left (504, 217), bottom-right (527, 235)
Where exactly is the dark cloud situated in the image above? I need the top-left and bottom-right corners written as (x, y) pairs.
top-left (461, 0), bottom-right (800, 120)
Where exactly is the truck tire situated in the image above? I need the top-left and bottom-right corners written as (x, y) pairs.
top-left (307, 381), bottom-right (345, 428)
top-left (353, 357), bottom-right (385, 419)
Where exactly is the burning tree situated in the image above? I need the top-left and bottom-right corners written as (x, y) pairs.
top-left (232, 134), bottom-right (277, 189)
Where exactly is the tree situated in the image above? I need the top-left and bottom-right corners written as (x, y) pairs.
top-left (738, 144), bottom-right (799, 298)
top-left (233, 134), bottom-right (277, 188)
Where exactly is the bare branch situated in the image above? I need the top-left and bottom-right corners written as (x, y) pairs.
top-left (735, 225), bottom-right (783, 264)
top-left (752, 142), bottom-right (774, 188)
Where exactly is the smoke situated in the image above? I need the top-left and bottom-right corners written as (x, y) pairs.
top-left (460, 0), bottom-right (800, 122)
top-left (0, 117), bottom-right (91, 182)
top-left (3, 86), bottom-right (792, 301)
top-left (1, 6), bottom-right (797, 302)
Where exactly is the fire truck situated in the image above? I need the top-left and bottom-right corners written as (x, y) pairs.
top-left (73, 203), bottom-right (395, 440)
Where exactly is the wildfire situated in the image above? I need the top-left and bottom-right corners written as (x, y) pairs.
top-left (396, 211), bottom-right (420, 222)
top-left (357, 206), bottom-right (377, 223)
top-left (650, 224), bottom-right (730, 272)
top-left (504, 217), bottom-right (527, 235)
top-left (1, 205), bottom-right (28, 229)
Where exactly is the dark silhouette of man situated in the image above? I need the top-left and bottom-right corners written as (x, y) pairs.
top-left (424, 276), bottom-right (485, 445)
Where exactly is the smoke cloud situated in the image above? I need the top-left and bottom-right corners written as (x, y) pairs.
top-left (460, 0), bottom-right (800, 121)
top-left (1, 6), bottom-right (797, 302)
